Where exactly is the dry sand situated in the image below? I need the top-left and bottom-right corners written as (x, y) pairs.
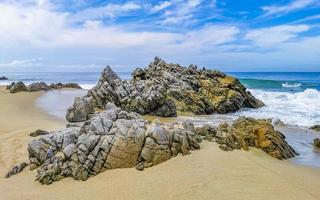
top-left (1, 86), bottom-right (320, 200)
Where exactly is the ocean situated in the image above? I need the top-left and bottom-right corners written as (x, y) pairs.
top-left (1, 71), bottom-right (320, 127)
top-left (1, 71), bottom-right (320, 168)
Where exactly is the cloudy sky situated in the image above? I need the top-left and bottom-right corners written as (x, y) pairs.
top-left (0, 0), bottom-right (319, 72)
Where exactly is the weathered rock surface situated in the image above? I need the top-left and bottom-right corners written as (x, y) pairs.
top-left (28, 82), bottom-right (51, 92)
top-left (198, 117), bottom-right (297, 159)
top-left (0, 76), bottom-right (8, 80)
top-left (314, 138), bottom-right (320, 148)
top-left (310, 125), bottom-right (320, 132)
top-left (50, 83), bottom-right (82, 89)
top-left (6, 82), bottom-right (83, 93)
top-left (5, 162), bottom-right (28, 178)
top-left (29, 129), bottom-right (50, 137)
top-left (7, 81), bottom-right (28, 93)
top-left (66, 97), bottom-right (95, 122)
top-left (27, 103), bottom-right (201, 184)
top-left (80, 57), bottom-right (263, 119)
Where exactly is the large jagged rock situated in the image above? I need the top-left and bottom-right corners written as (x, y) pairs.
top-left (206, 117), bottom-right (298, 159)
top-left (66, 97), bottom-right (95, 122)
top-left (83, 57), bottom-right (263, 119)
top-left (27, 103), bottom-right (201, 184)
top-left (0, 76), bottom-right (8, 80)
top-left (7, 81), bottom-right (28, 93)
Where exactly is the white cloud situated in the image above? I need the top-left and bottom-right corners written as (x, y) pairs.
top-left (150, 1), bottom-right (173, 13)
top-left (262, 0), bottom-right (318, 16)
top-left (245, 25), bottom-right (310, 46)
top-left (159, 0), bottom-right (205, 25)
top-left (0, 58), bottom-right (43, 67)
top-left (71, 2), bottom-right (141, 22)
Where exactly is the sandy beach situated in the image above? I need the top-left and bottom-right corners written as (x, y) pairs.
top-left (0, 86), bottom-right (320, 200)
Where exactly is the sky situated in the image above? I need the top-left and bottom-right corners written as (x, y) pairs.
top-left (0, 0), bottom-right (319, 72)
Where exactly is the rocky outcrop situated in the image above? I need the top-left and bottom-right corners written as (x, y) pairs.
top-left (197, 117), bottom-right (297, 159)
top-left (6, 82), bottom-right (83, 93)
top-left (50, 83), bottom-right (82, 89)
top-left (5, 162), bottom-right (28, 178)
top-left (6, 81), bottom-right (28, 93)
top-left (7, 104), bottom-right (296, 184)
top-left (28, 82), bottom-right (51, 92)
top-left (0, 76), bottom-right (8, 80)
top-left (314, 138), bottom-right (320, 148)
top-left (82, 57), bottom-right (263, 119)
top-left (310, 125), bottom-right (320, 132)
top-left (27, 103), bottom-right (201, 184)
top-left (29, 129), bottom-right (49, 137)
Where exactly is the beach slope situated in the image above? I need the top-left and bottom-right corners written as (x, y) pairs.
top-left (0, 86), bottom-right (320, 200)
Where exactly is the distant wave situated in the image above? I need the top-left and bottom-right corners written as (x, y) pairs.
top-left (282, 82), bottom-right (301, 88)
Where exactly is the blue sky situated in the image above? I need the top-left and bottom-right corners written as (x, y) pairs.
top-left (0, 0), bottom-right (319, 72)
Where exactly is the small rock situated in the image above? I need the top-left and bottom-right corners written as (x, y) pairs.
top-left (314, 138), bottom-right (320, 148)
top-left (5, 162), bottom-right (28, 178)
top-left (310, 125), bottom-right (320, 132)
top-left (29, 129), bottom-right (49, 137)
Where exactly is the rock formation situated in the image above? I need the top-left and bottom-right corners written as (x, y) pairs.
top-left (28, 82), bottom-right (51, 92)
top-left (0, 76), bottom-right (8, 80)
top-left (196, 117), bottom-right (297, 159)
top-left (50, 83), bottom-right (82, 89)
top-left (6, 81), bottom-right (28, 93)
top-left (27, 103), bottom-right (202, 184)
top-left (314, 138), bottom-right (320, 148)
top-left (6, 102), bottom-right (296, 184)
top-left (77, 57), bottom-right (263, 118)
top-left (6, 82), bottom-right (82, 93)
top-left (310, 125), bottom-right (320, 132)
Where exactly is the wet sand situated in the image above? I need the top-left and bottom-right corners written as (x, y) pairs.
top-left (1, 86), bottom-right (320, 200)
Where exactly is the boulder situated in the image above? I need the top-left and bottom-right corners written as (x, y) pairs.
top-left (27, 82), bottom-right (50, 92)
top-left (314, 138), bottom-right (320, 148)
top-left (29, 129), bottom-right (50, 137)
top-left (7, 82), bottom-right (28, 93)
top-left (50, 83), bottom-right (82, 89)
top-left (310, 125), bottom-right (320, 132)
top-left (66, 97), bottom-right (95, 122)
top-left (0, 76), bottom-right (8, 80)
top-left (79, 57), bottom-right (263, 119)
top-left (212, 117), bottom-right (298, 159)
top-left (25, 103), bottom-right (201, 184)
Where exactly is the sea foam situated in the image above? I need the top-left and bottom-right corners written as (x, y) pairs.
top-left (234, 89), bottom-right (320, 127)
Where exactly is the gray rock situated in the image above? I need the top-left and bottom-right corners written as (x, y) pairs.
top-left (7, 82), bottom-right (28, 93)
top-left (314, 138), bottom-right (320, 148)
top-left (23, 105), bottom-right (202, 184)
top-left (27, 82), bottom-right (50, 92)
top-left (5, 162), bottom-right (28, 178)
top-left (66, 97), bottom-right (95, 122)
top-left (78, 57), bottom-right (264, 117)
